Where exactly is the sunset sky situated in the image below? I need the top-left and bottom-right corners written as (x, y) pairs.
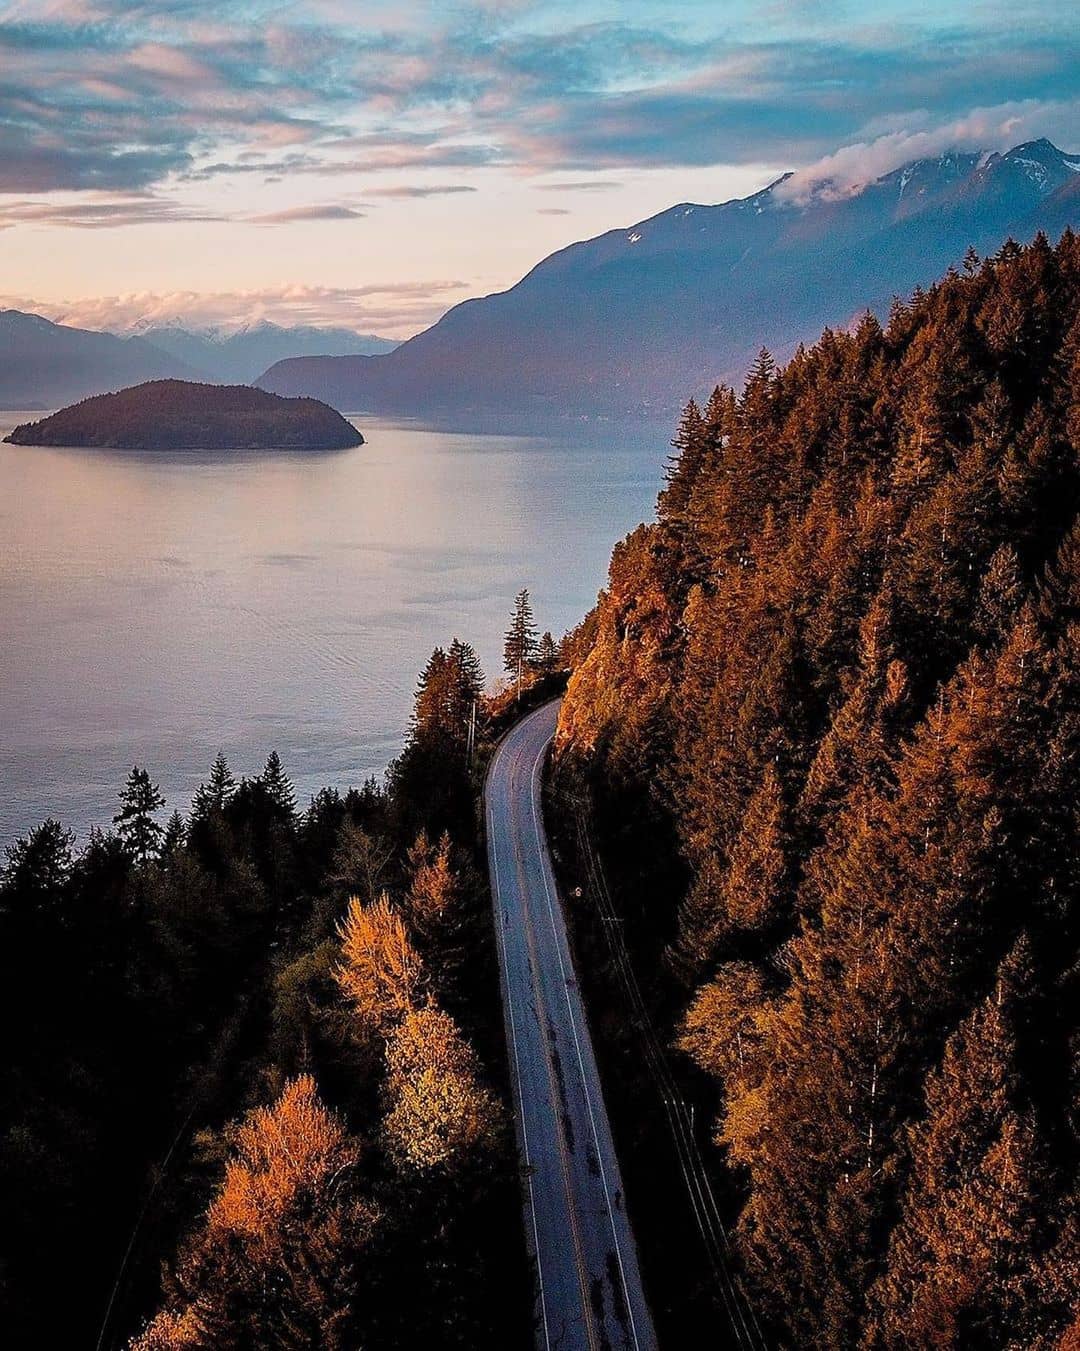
top-left (1, 0), bottom-right (1077, 336)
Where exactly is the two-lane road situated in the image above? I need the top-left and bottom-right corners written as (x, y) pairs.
top-left (486, 700), bottom-right (658, 1351)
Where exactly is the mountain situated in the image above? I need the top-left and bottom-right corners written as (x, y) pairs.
top-left (122, 319), bottom-right (397, 384)
top-left (4, 380), bottom-right (364, 451)
top-left (258, 138), bottom-right (1080, 418)
top-left (0, 310), bottom-right (199, 409)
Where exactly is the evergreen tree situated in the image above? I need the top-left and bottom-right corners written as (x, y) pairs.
top-left (261, 750), bottom-right (296, 817)
top-left (114, 766), bottom-right (166, 863)
top-left (536, 631), bottom-right (559, 673)
top-left (191, 752), bottom-right (236, 818)
top-left (448, 637), bottom-right (485, 702)
top-left (1, 819), bottom-right (75, 915)
top-left (863, 948), bottom-right (1061, 1349)
top-left (557, 235), bottom-right (1080, 1348)
top-left (503, 588), bottom-right (538, 682)
top-left (160, 811), bottom-right (187, 859)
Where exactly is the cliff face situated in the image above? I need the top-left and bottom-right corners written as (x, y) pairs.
top-left (5, 379), bottom-right (364, 450)
top-left (557, 233), bottom-right (1080, 1349)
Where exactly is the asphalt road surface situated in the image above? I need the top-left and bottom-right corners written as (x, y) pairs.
top-left (485, 700), bottom-right (658, 1351)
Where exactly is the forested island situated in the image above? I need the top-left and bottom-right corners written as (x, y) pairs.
top-left (3, 379), bottom-right (363, 451)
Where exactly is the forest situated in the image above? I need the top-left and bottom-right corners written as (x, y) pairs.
top-left (557, 232), bottom-right (1080, 1347)
top-left (5, 232), bottom-right (1079, 1350)
top-left (0, 635), bottom-right (536, 1348)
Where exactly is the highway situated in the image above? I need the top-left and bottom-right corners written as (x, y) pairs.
top-left (485, 700), bottom-right (658, 1351)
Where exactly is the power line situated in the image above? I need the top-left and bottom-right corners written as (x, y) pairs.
top-left (564, 793), bottom-right (769, 1351)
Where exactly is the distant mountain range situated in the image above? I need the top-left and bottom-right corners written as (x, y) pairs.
top-left (258, 138), bottom-right (1080, 419)
top-left (119, 320), bottom-right (396, 385)
top-left (0, 313), bottom-right (396, 409)
top-left (0, 311), bottom-right (199, 409)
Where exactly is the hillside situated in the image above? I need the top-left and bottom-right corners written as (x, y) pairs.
top-left (554, 232), bottom-right (1080, 1347)
top-left (258, 139), bottom-right (1080, 419)
top-left (5, 380), bottom-right (363, 450)
top-left (0, 310), bottom-right (198, 408)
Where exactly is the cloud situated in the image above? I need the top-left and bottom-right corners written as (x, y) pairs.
top-left (248, 203), bottom-right (365, 223)
top-left (0, 194), bottom-right (221, 228)
top-left (537, 206), bottom-right (570, 215)
top-left (535, 179), bottom-right (622, 191)
top-left (0, 2), bottom-right (1076, 215)
top-left (365, 183), bottom-right (478, 198)
top-left (0, 279), bottom-right (473, 337)
top-left (774, 100), bottom-right (1080, 204)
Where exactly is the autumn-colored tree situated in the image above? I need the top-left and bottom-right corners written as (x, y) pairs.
top-left (404, 832), bottom-right (459, 942)
top-left (130, 1077), bottom-right (375, 1351)
top-left (862, 951), bottom-right (1065, 1349)
top-left (556, 234), bottom-right (1080, 1346)
top-left (334, 893), bottom-right (425, 1033)
top-left (383, 1006), bottom-right (499, 1172)
top-left (671, 762), bottom-right (787, 978)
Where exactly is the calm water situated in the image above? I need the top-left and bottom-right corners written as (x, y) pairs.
top-left (0, 414), bottom-right (666, 846)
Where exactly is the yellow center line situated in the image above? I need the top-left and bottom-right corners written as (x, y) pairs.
top-left (509, 736), bottom-right (603, 1351)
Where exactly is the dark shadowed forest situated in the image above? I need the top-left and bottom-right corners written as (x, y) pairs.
top-left (0, 636), bottom-right (532, 1349)
top-left (557, 232), bottom-right (1080, 1348)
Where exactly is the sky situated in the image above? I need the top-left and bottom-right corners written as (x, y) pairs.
top-left (0, 0), bottom-right (1077, 337)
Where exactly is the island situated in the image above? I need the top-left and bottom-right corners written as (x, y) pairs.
top-left (3, 379), bottom-right (364, 451)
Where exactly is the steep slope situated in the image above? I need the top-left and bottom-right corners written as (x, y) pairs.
top-left (555, 232), bottom-right (1080, 1348)
top-left (0, 311), bottom-right (199, 409)
top-left (259, 140), bottom-right (1080, 418)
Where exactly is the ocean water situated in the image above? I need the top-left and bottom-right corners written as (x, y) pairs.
top-left (0, 413), bottom-right (667, 846)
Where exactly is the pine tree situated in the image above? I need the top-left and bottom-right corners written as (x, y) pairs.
top-left (863, 948), bottom-right (1061, 1349)
top-left (160, 811), bottom-right (187, 859)
top-left (191, 752), bottom-right (236, 818)
top-left (448, 637), bottom-right (484, 699)
top-left (1, 819), bottom-right (75, 914)
top-left (536, 631), bottom-right (559, 673)
top-left (503, 588), bottom-right (538, 683)
top-left (658, 397), bottom-right (706, 527)
top-left (261, 750), bottom-right (296, 817)
top-left (114, 766), bottom-right (165, 863)
top-left (412, 643), bottom-right (482, 745)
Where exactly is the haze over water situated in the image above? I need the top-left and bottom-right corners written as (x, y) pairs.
top-left (0, 415), bottom-right (666, 846)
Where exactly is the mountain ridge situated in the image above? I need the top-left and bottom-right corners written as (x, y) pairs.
top-left (257, 138), bottom-right (1080, 418)
top-left (0, 310), bottom-right (201, 408)
top-left (0, 310), bottom-right (397, 407)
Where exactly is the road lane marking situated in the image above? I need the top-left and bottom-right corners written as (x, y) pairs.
top-left (488, 788), bottom-right (552, 1351)
top-left (527, 711), bottom-right (651, 1351)
top-left (509, 732), bottom-right (602, 1351)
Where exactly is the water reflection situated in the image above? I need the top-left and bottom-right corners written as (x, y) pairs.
top-left (0, 413), bottom-right (667, 844)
